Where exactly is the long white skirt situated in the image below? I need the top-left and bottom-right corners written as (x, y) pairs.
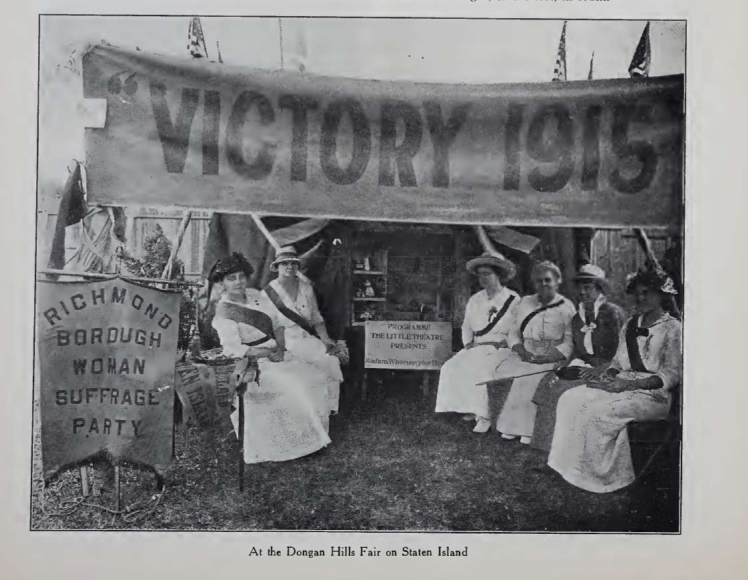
top-left (230, 354), bottom-right (331, 464)
top-left (435, 345), bottom-right (512, 419)
top-left (285, 330), bottom-right (344, 415)
top-left (548, 385), bottom-right (671, 493)
top-left (495, 356), bottom-right (557, 437)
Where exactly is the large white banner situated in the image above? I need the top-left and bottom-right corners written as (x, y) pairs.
top-left (82, 45), bottom-right (683, 227)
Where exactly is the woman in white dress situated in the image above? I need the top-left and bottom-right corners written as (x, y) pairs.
top-left (547, 269), bottom-right (682, 493)
top-left (435, 251), bottom-right (520, 433)
top-left (210, 253), bottom-right (331, 464)
top-left (263, 246), bottom-right (344, 420)
top-left (495, 261), bottom-right (576, 444)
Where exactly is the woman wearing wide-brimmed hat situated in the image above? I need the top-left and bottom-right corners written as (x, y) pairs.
top-left (209, 252), bottom-right (331, 464)
top-left (494, 261), bottom-right (577, 444)
top-left (546, 269), bottom-right (682, 493)
top-left (263, 246), bottom-right (344, 422)
top-left (435, 251), bottom-right (520, 433)
top-left (530, 264), bottom-right (625, 453)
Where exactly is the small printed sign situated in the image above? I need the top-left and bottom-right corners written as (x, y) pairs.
top-left (364, 321), bottom-right (453, 371)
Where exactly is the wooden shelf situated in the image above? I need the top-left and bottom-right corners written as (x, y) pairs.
top-left (353, 297), bottom-right (386, 302)
top-left (353, 270), bottom-right (386, 276)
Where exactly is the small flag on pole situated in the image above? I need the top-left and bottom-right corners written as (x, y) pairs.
top-left (552, 21), bottom-right (567, 82)
top-left (628, 22), bottom-right (651, 78)
top-left (587, 52), bottom-right (595, 80)
top-left (187, 17), bottom-right (208, 59)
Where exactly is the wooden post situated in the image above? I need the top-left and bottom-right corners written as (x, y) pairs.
top-left (80, 466), bottom-right (90, 497)
top-left (172, 392), bottom-right (177, 459)
top-left (38, 269), bottom-right (202, 287)
top-left (238, 389), bottom-right (245, 492)
top-left (114, 464), bottom-right (121, 512)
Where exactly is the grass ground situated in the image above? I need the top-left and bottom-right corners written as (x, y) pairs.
top-left (31, 381), bottom-right (679, 532)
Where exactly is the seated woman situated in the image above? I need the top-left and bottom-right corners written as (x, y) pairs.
top-left (530, 264), bottom-right (623, 452)
top-left (495, 261), bottom-right (576, 444)
top-left (210, 253), bottom-right (331, 464)
top-left (435, 251), bottom-right (520, 433)
top-left (263, 246), bottom-right (345, 420)
top-left (547, 269), bottom-right (682, 493)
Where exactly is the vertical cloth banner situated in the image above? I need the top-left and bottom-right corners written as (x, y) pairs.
top-left (37, 278), bottom-right (181, 479)
top-left (82, 45), bottom-right (683, 228)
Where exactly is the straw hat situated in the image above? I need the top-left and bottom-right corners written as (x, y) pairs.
top-left (270, 246), bottom-right (301, 270)
top-left (465, 251), bottom-right (516, 280)
top-left (574, 263), bottom-right (610, 293)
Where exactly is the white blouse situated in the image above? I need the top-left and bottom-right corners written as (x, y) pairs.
top-left (609, 312), bottom-right (682, 392)
top-left (267, 278), bottom-right (324, 333)
top-left (461, 287), bottom-right (520, 347)
top-left (507, 293), bottom-right (576, 358)
top-left (211, 289), bottom-right (281, 359)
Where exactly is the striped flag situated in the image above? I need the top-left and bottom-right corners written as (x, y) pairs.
top-left (628, 22), bottom-right (651, 78)
top-left (552, 21), bottom-right (567, 82)
top-left (587, 52), bottom-right (595, 80)
top-left (187, 17), bottom-right (208, 59)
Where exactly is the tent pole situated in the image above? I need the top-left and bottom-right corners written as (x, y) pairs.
top-left (250, 214), bottom-right (282, 251)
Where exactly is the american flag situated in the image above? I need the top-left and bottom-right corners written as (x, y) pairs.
top-left (187, 17), bottom-right (208, 59)
top-left (552, 21), bottom-right (567, 82)
top-left (628, 22), bottom-right (651, 78)
top-left (587, 52), bottom-right (595, 80)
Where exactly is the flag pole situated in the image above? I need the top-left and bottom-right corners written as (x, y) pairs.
top-left (477, 368), bottom-right (556, 386)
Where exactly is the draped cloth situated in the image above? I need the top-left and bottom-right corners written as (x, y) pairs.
top-left (265, 278), bottom-right (343, 415)
top-left (212, 289), bottom-right (331, 464)
top-left (435, 287), bottom-right (519, 420)
top-left (548, 313), bottom-right (682, 493)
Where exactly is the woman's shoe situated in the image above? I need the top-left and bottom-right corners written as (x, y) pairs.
top-left (500, 433), bottom-right (517, 440)
top-left (473, 418), bottom-right (491, 433)
top-left (520, 436), bottom-right (532, 445)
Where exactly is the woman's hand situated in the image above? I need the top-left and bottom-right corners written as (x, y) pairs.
top-left (525, 349), bottom-right (565, 366)
top-left (267, 346), bottom-right (285, 362)
top-left (580, 365), bottom-right (608, 381)
top-left (512, 344), bottom-right (533, 362)
top-left (588, 376), bottom-right (629, 393)
top-left (249, 347), bottom-right (275, 359)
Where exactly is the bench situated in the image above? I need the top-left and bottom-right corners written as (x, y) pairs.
top-left (627, 387), bottom-right (681, 484)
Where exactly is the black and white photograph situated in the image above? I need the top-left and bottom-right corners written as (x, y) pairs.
top-left (32, 15), bottom-right (685, 534)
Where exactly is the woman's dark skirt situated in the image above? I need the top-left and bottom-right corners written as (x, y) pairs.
top-left (531, 374), bottom-right (586, 453)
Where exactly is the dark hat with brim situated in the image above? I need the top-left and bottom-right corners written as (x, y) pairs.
top-left (208, 252), bottom-right (254, 283)
top-left (625, 268), bottom-right (678, 295)
top-left (466, 252), bottom-right (516, 280)
top-left (270, 246), bottom-right (302, 270)
top-left (574, 264), bottom-right (610, 293)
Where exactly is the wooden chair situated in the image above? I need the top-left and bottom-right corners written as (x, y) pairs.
top-left (627, 387), bottom-right (681, 484)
